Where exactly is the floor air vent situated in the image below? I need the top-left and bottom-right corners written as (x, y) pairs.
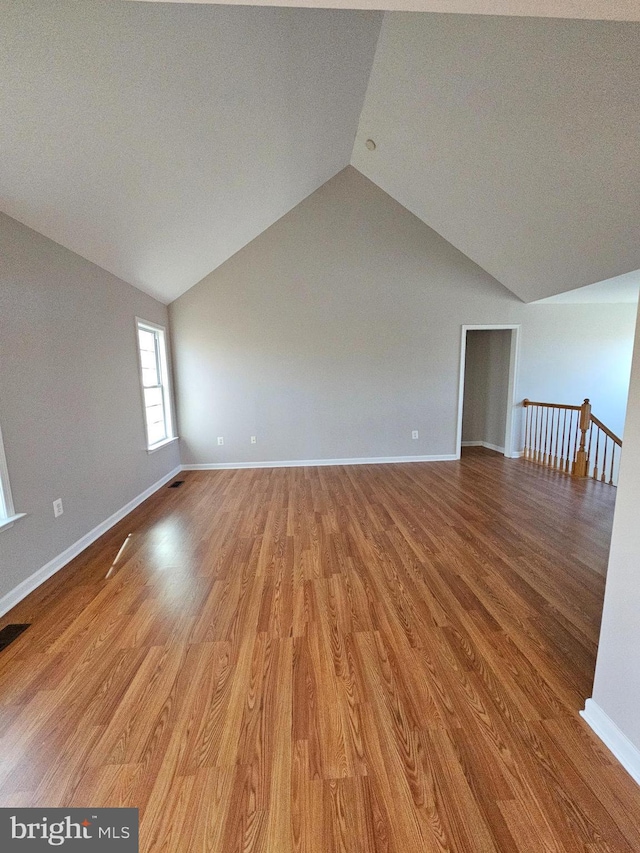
top-left (168, 480), bottom-right (185, 488)
top-left (0, 624), bottom-right (30, 652)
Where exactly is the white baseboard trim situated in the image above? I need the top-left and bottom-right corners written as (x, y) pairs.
top-left (581, 698), bottom-right (640, 786)
top-left (182, 454), bottom-right (458, 471)
top-left (483, 441), bottom-right (506, 454)
top-left (0, 465), bottom-right (182, 620)
top-left (461, 440), bottom-right (506, 454)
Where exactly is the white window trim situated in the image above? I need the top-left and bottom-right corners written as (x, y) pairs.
top-left (146, 436), bottom-right (179, 455)
top-left (135, 317), bottom-right (178, 452)
top-left (0, 422), bottom-right (26, 532)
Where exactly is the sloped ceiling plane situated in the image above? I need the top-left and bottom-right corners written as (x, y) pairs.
top-left (1, 0), bottom-right (639, 303)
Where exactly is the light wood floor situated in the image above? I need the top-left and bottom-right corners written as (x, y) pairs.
top-left (1, 449), bottom-right (638, 852)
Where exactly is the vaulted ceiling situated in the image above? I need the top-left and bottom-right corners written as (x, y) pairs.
top-left (128, 0), bottom-right (640, 22)
top-left (2, 1), bottom-right (639, 304)
top-left (352, 12), bottom-right (640, 302)
top-left (0, 1), bottom-right (381, 302)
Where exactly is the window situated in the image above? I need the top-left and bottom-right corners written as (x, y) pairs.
top-left (0, 422), bottom-right (25, 532)
top-left (135, 319), bottom-right (176, 451)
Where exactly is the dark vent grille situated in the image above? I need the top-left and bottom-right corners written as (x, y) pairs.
top-left (168, 480), bottom-right (185, 489)
top-left (0, 624), bottom-right (30, 652)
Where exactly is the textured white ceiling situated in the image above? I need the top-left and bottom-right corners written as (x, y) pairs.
top-left (352, 13), bottom-right (640, 303)
top-left (3, 4), bottom-right (640, 305)
top-left (128, 0), bottom-right (640, 22)
top-left (0, 1), bottom-right (381, 302)
top-left (535, 270), bottom-right (640, 304)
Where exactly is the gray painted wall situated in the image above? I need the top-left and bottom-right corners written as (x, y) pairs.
top-left (462, 333), bottom-right (488, 445)
top-left (462, 330), bottom-right (512, 449)
top-left (592, 301), bottom-right (640, 751)
top-left (517, 307), bottom-right (634, 439)
top-left (170, 167), bottom-right (636, 466)
top-left (0, 214), bottom-right (180, 601)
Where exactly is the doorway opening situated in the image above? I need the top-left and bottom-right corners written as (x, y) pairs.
top-left (456, 324), bottom-right (520, 459)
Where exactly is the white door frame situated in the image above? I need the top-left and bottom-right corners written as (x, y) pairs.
top-left (456, 324), bottom-right (521, 459)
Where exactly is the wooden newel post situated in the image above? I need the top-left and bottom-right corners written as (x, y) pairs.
top-left (573, 398), bottom-right (591, 477)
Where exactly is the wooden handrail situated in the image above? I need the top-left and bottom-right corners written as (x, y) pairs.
top-left (522, 398), bottom-right (622, 485)
top-left (590, 414), bottom-right (622, 447)
top-left (523, 399), bottom-right (582, 411)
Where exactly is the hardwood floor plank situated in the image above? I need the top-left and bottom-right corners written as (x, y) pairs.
top-left (0, 449), bottom-right (636, 851)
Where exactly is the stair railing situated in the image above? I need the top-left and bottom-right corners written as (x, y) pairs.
top-left (523, 398), bottom-right (622, 486)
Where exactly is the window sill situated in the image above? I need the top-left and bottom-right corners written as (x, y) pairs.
top-left (0, 513), bottom-right (27, 533)
top-left (147, 436), bottom-right (179, 454)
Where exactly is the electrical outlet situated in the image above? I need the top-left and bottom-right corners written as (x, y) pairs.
top-left (250, 436), bottom-right (257, 444)
top-left (217, 436), bottom-right (224, 446)
top-left (412, 430), bottom-right (419, 440)
top-left (53, 498), bottom-right (64, 518)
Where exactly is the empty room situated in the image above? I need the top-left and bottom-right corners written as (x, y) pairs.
top-left (1, 0), bottom-right (640, 850)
